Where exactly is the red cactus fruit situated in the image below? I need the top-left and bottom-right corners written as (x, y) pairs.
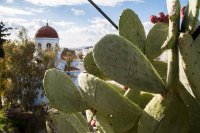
top-left (180, 6), bottom-right (187, 20)
top-left (123, 86), bottom-right (129, 91)
top-left (165, 14), bottom-right (169, 19)
top-left (158, 12), bottom-right (165, 19)
top-left (90, 119), bottom-right (96, 127)
top-left (163, 14), bottom-right (169, 23)
top-left (157, 16), bottom-right (163, 22)
top-left (150, 15), bottom-right (158, 24)
top-left (150, 12), bottom-right (169, 24)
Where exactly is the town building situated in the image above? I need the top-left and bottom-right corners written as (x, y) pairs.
top-left (34, 23), bottom-right (82, 104)
top-left (35, 22), bottom-right (59, 51)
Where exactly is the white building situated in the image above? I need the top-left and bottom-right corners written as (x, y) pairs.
top-left (34, 23), bottom-right (84, 105)
top-left (35, 22), bottom-right (59, 51)
top-left (34, 23), bottom-right (60, 105)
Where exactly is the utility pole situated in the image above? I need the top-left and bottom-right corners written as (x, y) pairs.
top-left (88, 0), bottom-right (118, 30)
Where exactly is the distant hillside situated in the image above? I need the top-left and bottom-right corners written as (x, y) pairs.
top-left (60, 46), bottom-right (93, 51)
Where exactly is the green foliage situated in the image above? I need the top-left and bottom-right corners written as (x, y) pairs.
top-left (0, 109), bottom-right (20, 133)
top-left (0, 110), bottom-right (7, 130)
top-left (17, 26), bottom-right (29, 44)
top-left (0, 21), bottom-right (12, 58)
top-left (0, 59), bottom-right (5, 96)
top-left (61, 48), bottom-right (76, 74)
top-left (0, 41), bottom-right (55, 111)
top-left (43, 0), bottom-right (200, 132)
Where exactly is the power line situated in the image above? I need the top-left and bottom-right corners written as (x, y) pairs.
top-left (88, 0), bottom-right (118, 30)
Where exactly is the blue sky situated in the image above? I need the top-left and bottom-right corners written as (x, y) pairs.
top-left (0, 0), bottom-right (188, 48)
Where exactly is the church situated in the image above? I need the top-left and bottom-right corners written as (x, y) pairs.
top-left (35, 22), bottom-right (59, 51)
top-left (34, 22), bottom-right (84, 85)
top-left (34, 22), bottom-right (84, 104)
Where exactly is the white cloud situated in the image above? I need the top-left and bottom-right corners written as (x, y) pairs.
top-left (24, 0), bottom-right (86, 6)
top-left (24, 0), bottom-right (144, 7)
top-left (1, 16), bottom-right (117, 48)
top-left (58, 20), bottom-right (154, 48)
top-left (94, 0), bottom-right (144, 7)
top-left (6, 0), bottom-right (14, 3)
top-left (59, 17), bottom-right (117, 48)
top-left (52, 21), bottom-right (74, 27)
top-left (2, 16), bottom-right (153, 49)
top-left (71, 8), bottom-right (85, 16)
top-left (25, 7), bottom-right (45, 13)
top-left (0, 6), bottom-right (33, 16)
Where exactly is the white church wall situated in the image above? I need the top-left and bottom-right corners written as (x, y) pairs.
top-left (35, 38), bottom-right (59, 51)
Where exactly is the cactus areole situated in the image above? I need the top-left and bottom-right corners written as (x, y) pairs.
top-left (43, 0), bottom-right (200, 132)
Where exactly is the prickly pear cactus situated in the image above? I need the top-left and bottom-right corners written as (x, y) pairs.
top-left (179, 32), bottom-right (200, 102)
top-left (44, 69), bottom-right (89, 113)
top-left (83, 51), bottom-right (108, 80)
top-left (47, 110), bottom-right (90, 133)
top-left (43, 0), bottom-right (200, 132)
top-left (138, 93), bottom-right (189, 133)
top-left (93, 34), bottom-right (166, 94)
top-left (119, 9), bottom-right (146, 53)
top-left (145, 23), bottom-right (168, 60)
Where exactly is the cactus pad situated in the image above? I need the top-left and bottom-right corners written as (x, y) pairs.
top-left (50, 111), bottom-right (90, 133)
top-left (162, 0), bottom-right (180, 50)
top-left (138, 94), bottom-right (189, 133)
top-left (93, 34), bottom-right (166, 93)
top-left (84, 51), bottom-right (108, 80)
top-left (179, 33), bottom-right (200, 103)
top-left (124, 89), bottom-right (154, 109)
top-left (43, 69), bottom-right (88, 113)
top-left (146, 22), bottom-right (168, 60)
top-left (95, 112), bottom-right (115, 133)
top-left (119, 9), bottom-right (146, 53)
top-left (180, 83), bottom-right (200, 132)
top-left (78, 72), bottom-right (142, 132)
top-left (181, 0), bottom-right (199, 33)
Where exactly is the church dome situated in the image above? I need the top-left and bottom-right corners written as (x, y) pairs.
top-left (35, 23), bottom-right (58, 38)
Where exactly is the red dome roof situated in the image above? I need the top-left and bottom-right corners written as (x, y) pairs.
top-left (35, 23), bottom-right (58, 38)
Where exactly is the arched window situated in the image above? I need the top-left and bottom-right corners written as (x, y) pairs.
top-left (38, 43), bottom-right (42, 50)
top-left (47, 43), bottom-right (51, 51)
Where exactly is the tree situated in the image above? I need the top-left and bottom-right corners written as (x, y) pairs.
top-left (17, 26), bottom-right (29, 44)
top-left (1, 42), bottom-right (55, 110)
top-left (61, 48), bottom-right (76, 75)
top-left (0, 41), bottom-right (55, 133)
top-left (0, 59), bottom-right (5, 108)
top-left (0, 21), bottom-right (12, 58)
top-left (0, 27), bottom-right (56, 111)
